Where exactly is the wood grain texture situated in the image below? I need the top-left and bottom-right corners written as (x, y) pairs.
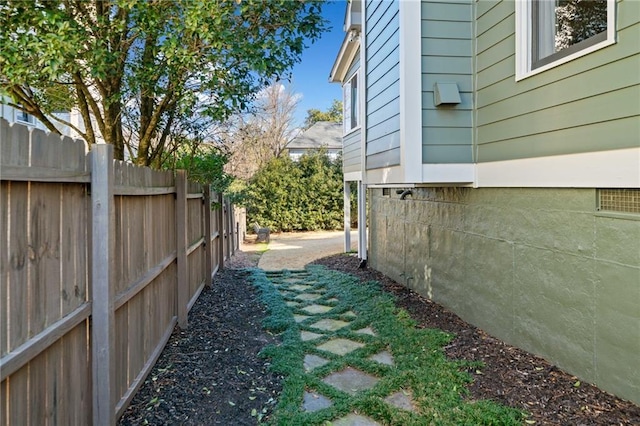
top-left (2, 123), bottom-right (226, 423)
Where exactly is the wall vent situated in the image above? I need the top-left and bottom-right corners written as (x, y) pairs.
top-left (597, 189), bottom-right (640, 214)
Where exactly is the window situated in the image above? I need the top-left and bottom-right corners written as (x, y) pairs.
top-left (16, 109), bottom-right (34, 124)
top-left (516, 0), bottom-right (615, 79)
top-left (343, 72), bottom-right (359, 133)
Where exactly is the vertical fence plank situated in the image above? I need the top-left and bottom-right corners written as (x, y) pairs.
top-left (175, 170), bottom-right (188, 328)
top-left (91, 144), bottom-right (115, 426)
top-left (217, 193), bottom-right (224, 270)
top-left (203, 186), bottom-right (213, 285)
top-left (0, 181), bottom-right (8, 357)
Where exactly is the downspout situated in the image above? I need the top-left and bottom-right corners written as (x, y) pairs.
top-left (358, 0), bottom-right (368, 262)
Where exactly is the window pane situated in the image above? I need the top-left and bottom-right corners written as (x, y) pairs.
top-left (350, 75), bottom-right (358, 129)
top-left (534, 0), bottom-right (607, 66)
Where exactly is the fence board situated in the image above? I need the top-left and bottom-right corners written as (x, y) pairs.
top-left (45, 340), bottom-right (65, 423)
top-left (8, 181), bottom-right (29, 351)
top-left (115, 304), bottom-right (129, 404)
top-left (65, 322), bottom-right (91, 424)
top-left (0, 119), bottom-right (29, 167)
top-left (8, 363), bottom-right (29, 424)
top-left (0, 182), bottom-right (8, 356)
top-left (30, 352), bottom-right (48, 423)
top-left (1, 122), bottom-right (236, 424)
top-left (60, 183), bottom-right (88, 317)
top-left (0, 377), bottom-right (7, 425)
top-left (28, 182), bottom-right (59, 334)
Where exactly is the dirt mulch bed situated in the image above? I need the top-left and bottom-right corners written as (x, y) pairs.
top-left (311, 254), bottom-right (640, 426)
top-left (119, 250), bottom-right (639, 425)
top-left (119, 252), bottom-right (281, 425)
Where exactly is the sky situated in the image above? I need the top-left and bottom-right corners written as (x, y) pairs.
top-left (288, 1), bottom-right (347, 127)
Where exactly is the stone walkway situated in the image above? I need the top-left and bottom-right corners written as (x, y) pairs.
top-left (264, 269), bottom-right (417, 425)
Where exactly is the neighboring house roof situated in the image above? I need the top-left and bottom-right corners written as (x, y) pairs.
top-left (286, 121), bottom-right (342, 150)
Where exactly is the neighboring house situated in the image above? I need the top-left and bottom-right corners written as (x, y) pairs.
top-left (331, 0), bottom-right (639, 404)
top-left (0, 98), bottom-right (83, 139)
top-left (285, 121), bottom-right (342, 161)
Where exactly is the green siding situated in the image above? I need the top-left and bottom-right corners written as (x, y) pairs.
top-left (421, 0), bottom-right (474, 165)
top-left (369, 187), bottom-right (640, 404)
top-left (365, 0), bottom-right (401, 170)
top-left (476, 0), bottom-right (640, 162)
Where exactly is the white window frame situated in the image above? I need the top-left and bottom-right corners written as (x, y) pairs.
top-left (343, 70), bottom-right (360, 135)
top-left (15, 108), bottom-right (35, 125)
top-left (515, 0), bottom-right (616, 81)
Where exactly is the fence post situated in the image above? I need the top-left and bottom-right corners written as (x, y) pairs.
top-left (218, 193), bottom-right (224, 270)
top-left (91, 144), bottom-right (115, 426)
top-left (175, 170), bottom-right (188, 328)
top-left (203, 185), bottom-right (213, 285)
top-left (226, 200), bottom-right (232, 259)
top-left (229, 204), bottom-right (235, 256)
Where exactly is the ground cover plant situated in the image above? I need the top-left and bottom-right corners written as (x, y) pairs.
top-left (119, 248), bottom-right (640, 425)
top-left (251, 266), bottom-right (524, 425)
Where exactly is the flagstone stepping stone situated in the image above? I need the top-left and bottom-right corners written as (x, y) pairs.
top-left (300, 330), bottom-right (323, 341)
top-left (295, 293), bottom-right (322, 301)
top-left (290, 284), bottom-right (313, 291)
top-left (369, 350), bottom-right (394, 366)
top-left (384, 391), bottom-right (416, 412)
top-left (303, 354), bottom-right (329, 372)
top-left (301, 304), bottom-right (333, 315)
top-left (317, 338), bottom-right (364, 356)
top-left (331, 414), bottom-right (381, 426)
top-left (343, 310), bottom-right (357, 318)
top-left (323, 367), bottom-right (379, 395)
top-left (327, 297), bottom-right (339, 303)
top-left (310, 318), bottom-right (350, 332)
top-left (355, 327), bottom-right (376, 336)
top-left (286, 301), bottom-right (301, 307)
top-left (294, 314), bottom-right (310, 323)
top-left (302, 391), bottom-right (333, 412)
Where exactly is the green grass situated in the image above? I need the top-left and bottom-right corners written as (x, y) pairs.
top-left (250, 266), bottom-right (525, 426)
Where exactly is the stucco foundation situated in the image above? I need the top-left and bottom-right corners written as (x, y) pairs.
top-left (368, 187), bottom-right (640, 404)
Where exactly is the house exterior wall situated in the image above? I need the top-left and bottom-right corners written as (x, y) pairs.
top-left (365, 0), bottom-right (401, 170)
top-left (343, 128), bottom-right (362, 175)
top-left (343, 53), bottom-right (363, 176)
top-left (421, 0), bottom-right (474, 163)
top-left (476, 0), bottom-right (640, 163)
top-left (0, 102), bottom-right (74, 137)
top-left (368, 187), bottom-right (640, 404)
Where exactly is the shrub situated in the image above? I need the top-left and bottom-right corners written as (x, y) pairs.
top-left (242, 150), bottom-right (350, 232)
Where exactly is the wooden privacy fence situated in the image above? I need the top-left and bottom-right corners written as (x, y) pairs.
top-left (0, 119), bottom-right (240, 425)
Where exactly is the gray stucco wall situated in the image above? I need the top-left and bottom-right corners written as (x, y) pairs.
top-left (368, 187), bottom-right (640, 404)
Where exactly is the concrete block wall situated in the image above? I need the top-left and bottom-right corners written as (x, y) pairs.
top-left (368, 187), bottom-right (640, 404)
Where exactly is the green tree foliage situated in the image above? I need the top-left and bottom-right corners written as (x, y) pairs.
top-left (0, 1), bottom-right (327, 166)
top-left (165, 143), bottom-right (233, 194)
top-left (303, 99), bottom-right (342, 129)
top-left (242, 150), bottom-right (344, 232)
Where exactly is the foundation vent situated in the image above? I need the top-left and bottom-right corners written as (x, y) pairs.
top-left (597, 189), bottom-right (640, 214)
